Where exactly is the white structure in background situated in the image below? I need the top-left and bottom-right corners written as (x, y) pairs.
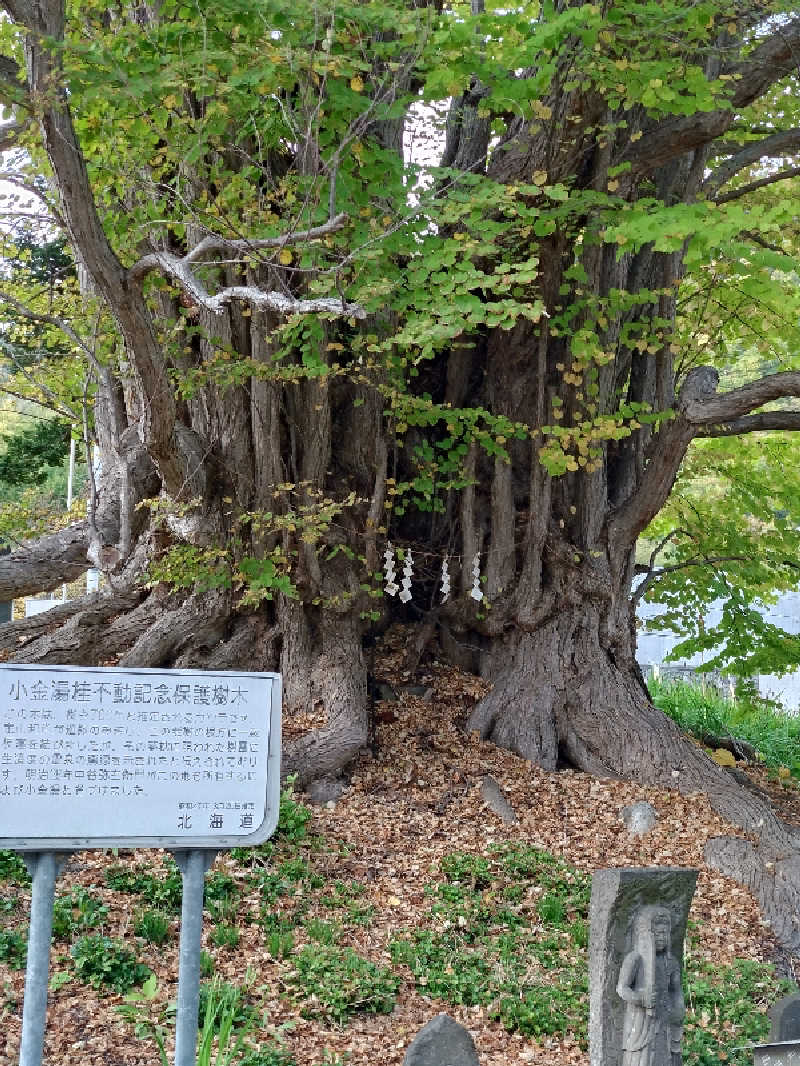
top-left (637, 590), bottom-right (800, 712)
top-left (24, 597), bottom-right (60, 617)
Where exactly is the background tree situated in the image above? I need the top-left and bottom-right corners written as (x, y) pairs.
top-left (0, 0), bottom-right (800, 943)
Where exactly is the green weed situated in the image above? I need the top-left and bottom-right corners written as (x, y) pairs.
top-left (134, 910), bottom-right (171, 946)
top-left (211, 924), bottom-right (241, 950)
top-left (0, 929), bottom-right (27, 970)
top-left (651, 678), bottom-right (800, 778)
top-left (0, 850), bottom-right (29, 884)
top-left (105, 856), bottom-right (183, 912)
top-left (231, 780), bottom-right (312, 868)
top-left (683, 959), bottom-right (794, 1065)
top-left (391, 845), bottom-right (591, 1040)
top-left (71, 935), bottom-right (151, 995)
top-left (287, 945), bottom-right (398, 1024)
top-left (52, 888), bottom-right (108, 941)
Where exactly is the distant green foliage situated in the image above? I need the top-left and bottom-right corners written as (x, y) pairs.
top-left (71, 935), bottom-right (151, 995)
top-left (0, 419), bottom-right (74, 486)
top-left (651, 678), bottom-right (800, 778)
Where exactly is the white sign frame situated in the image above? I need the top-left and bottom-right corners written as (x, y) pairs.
top-left (0, 664), bottom-right (281, 850)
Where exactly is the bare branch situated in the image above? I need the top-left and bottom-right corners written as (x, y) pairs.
top-left (129, 212), bottom-right (350, 279)
top-left (705, 129), bottom-right (800, 193)
top-left (129, 249), bottom-right (365, 318)
top-left (697, 410), bottom-right (800, 436)
top-left (714, 166), bottom-right (800, 204)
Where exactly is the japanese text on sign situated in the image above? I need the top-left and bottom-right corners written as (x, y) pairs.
top-left (0, 666), bottom-right (279, 845)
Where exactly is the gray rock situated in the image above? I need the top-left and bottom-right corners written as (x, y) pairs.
top-left (305, 776), bottom-right (345, 806)
top-left (589, 867), bottom-right (698, 1066)
top-left (479, 775), bottom-right (517, 825)
top-left (771, 995), bottom-right (800, 1043)
top-left (403, 1013), bottom-right (480, 1066)
top-left (621, 800), bottom-right (658, 836)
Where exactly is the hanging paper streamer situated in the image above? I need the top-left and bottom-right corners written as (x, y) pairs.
top-left (399, 548), bottom-right (414, 603)
top-left (440, 557), bottom-right (451, 603)
top-left (383, 543), bottom-right (399, 597)
top-left (470, 553), bottom-right (484, 601)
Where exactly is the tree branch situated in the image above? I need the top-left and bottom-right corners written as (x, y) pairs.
top-left (697, 410), bottom-right (800, 436)
top-left (621, 17), bottom-right (800, 178)
top-left (704, 128), bottom-right (800, 193)
top-left (683, 370), bottom-right (800, 425)
top-left (714, 166), bottom-right (800, 204)
top-left (609, 368), bottom-right (720, 550)
top-left (128, 249), bottom-right (365, 319)
top-left (129, 212), bottom-right (350, 279)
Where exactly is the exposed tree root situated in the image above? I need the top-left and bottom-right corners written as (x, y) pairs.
top-left (118, 589), bottom-right (231, 668)
top-left (7, 589), bottom-right (145, 664)
top-left (469, 621), bottom-right (800, 950)
top-left (280, 608), bottom-right (367, 788)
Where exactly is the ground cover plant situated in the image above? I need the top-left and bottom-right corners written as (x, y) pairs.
top-left (1, 670), bottom-right (798, 1065)
top-left (651, 678), bottom-right (800, 780)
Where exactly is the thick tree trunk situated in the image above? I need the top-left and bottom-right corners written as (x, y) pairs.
top-left (469, 555), bottom-right (793, 834)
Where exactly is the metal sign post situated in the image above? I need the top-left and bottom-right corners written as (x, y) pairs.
top-left (19, 853), bottom-right (68, 1066)
top-left (1, 664), bottom-right (282, 1066)
top-left (173, 850), bottom-right (218, 1066)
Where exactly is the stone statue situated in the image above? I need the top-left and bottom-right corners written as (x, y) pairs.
top-left (616, 904), bottom-right (685, 1066)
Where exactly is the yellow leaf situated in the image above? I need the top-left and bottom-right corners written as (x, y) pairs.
top-left (533, 170), bottom-right (548, 186)
top-left (607, 180), bottom-right (619, 192)
top-left (631, 130), bottom-right (642, 142)
top-left (711, 748), bottom-right (736, 767)
top-left (778, 766), bottom-right (791, 779)
top-left (278, 248), bottom-right (293, 265)
top-left (350, 75), bottom-right (364, 92)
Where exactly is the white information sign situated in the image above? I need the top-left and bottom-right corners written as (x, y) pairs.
top-left (0, 664), bottom-right (281, 850)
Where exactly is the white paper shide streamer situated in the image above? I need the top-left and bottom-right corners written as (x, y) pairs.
top-left (470, 553), bottom-right (483, 601)
top-left (399, 549), bottom-right (414, 603)
top-left (440, 557), bottom-right (451, 603)
top-left (383, 542), bottom-right (399, 597)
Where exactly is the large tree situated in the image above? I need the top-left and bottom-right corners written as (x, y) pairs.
top-left (1, 0), bottom-right (800, 943)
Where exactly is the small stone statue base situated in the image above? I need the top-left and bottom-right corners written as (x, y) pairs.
top-left (754, 1041), bottom-right (800, 1065)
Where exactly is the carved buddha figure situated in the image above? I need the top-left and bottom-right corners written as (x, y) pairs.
top-left (616, 904), bottom-right (685, 1066)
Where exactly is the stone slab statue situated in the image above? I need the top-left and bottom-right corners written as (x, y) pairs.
top-left (589, 867), bottom-right (698, 1066)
